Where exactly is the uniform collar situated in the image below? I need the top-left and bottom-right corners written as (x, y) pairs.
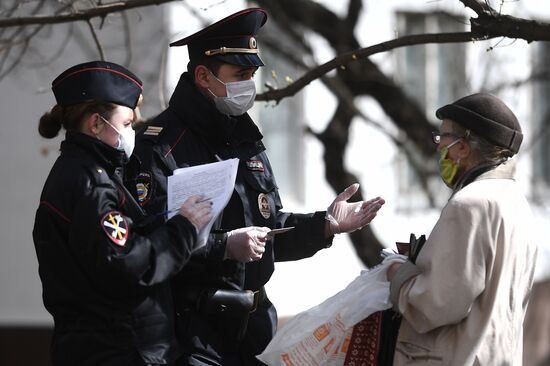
top-left (168, 72), bottom-right (263, 147)
top-left (61, 132), bottom-right (127, 169)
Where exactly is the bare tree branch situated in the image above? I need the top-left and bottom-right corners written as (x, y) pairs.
top-left (258, 0), bottom-right (358, 53)
top-left (121, 11), bottom-right (133, 66)
top-left (0, 2), bottom-right (73, 76)
top-left (0, 0), bottom-right (47, 38)
top-left (262, 33), bottom-right (438, 208)
top-left (472, 13), bottom-right (550, 42)
top-left (489, 71), bottom-right (550, 94)
top-left (0, 0), bottom-right (179, 28)
top-left (24, 23), bottom-right (74, 67)
top-left (459, 0), bottom-right (550, 42)
top-left (256, 32), bottom-right (486, 103)
top-left (346, 0), bottom-right (363, 31)
top-left (86, 19), bottom-right (105, 60)
top-left (254, 1), bottom-right (314, 56)
top-left (459, 0), bottom-right (493, 15)
top-left (0, 36), bottom-right (30, 82)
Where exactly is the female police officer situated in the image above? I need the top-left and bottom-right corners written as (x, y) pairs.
top-left (32, 61), bottom-right (212, 366)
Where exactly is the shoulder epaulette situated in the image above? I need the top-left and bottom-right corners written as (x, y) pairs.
top-left (136, 118), bottom-right (169, 144)
top-left (143, 125), bottom-right (164, 136)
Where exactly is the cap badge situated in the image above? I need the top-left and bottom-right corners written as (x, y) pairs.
top-left (101, 211), bottom-right (129, 247)
top-left (258, 193), bottom-right (271, 219)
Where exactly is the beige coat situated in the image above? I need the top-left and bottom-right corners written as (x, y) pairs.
top-left (390, 161), bottom-right (537, 365)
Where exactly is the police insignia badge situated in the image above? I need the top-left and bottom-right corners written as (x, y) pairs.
top-left (101, 211), bottom-right (129, 247)
top-left (258, 193), bottom-right (271, 219)
top-left (135, 171), bottom-right (153, 205)
top-left (246, 160), bottom-right (264, 172)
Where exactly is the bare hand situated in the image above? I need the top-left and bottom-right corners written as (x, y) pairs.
top-left (178, 195), bottom-right (212, 232)
top-left (326, 183), bottom-right (385, 235)
top-left (225, 226), bottom-right (270, 262)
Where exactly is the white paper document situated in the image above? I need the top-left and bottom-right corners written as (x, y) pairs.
top-left (167, 158), bottom-right (239, 248)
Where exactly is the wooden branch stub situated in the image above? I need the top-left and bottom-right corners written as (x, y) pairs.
top-left (471, 14), bottom-right (550, 43)
top-left (459, 0), bottom-right (492, 16)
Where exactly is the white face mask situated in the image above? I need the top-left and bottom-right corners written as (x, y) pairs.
top-left (100, 116), bottom-right (135, 158)
top-left (208, 72), bottom-right (256, 116)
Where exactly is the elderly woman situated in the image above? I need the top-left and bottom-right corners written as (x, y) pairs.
top-left (32, 61), bottom-right (212, 366)
top-left (388, 93), bottom-right (537, 366)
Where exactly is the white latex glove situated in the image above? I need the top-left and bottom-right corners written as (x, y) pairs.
top-left (326, 183), bottom-right (385, 235)
top-left (225, 226), bottom-right (270, 262)
top-left (178, 195), bottom-right (212, 232)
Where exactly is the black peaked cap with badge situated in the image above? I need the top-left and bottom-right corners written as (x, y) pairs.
top-left (436, 93), bottom-right (523, 154)
top-left (170, 8), bottom-right (268, 67)
top-left (52, 60), bottom-right (143, 109)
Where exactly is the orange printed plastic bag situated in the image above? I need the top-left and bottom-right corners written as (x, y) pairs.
top-left (257, 255), bottom-right (406, 366)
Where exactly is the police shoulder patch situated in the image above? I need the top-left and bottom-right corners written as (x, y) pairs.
top-left (246, 160), bottom-right (264, 172)
top-left (135, 171), bottom-right (153, 206)
top-left (101, 211), bottom-right (129, 247)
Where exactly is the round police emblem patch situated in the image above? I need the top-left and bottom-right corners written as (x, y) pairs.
top-left (136, 171), bottom-right (153, 206)
top-left (258, 193), bottom-right (271, 219)
top-left (100, 211), bottom-right (129, 247)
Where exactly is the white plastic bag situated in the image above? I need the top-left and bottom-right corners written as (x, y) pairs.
top-left (257, 255), bottom-right (406, 366)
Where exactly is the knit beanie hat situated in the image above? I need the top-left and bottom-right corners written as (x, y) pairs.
top-left (436, 93), bottom-right (522, 154)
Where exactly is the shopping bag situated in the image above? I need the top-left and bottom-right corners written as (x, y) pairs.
top-left (341, 234), bottom-right (426, 365)
top-left (256, 255), bottom-right (406, 366)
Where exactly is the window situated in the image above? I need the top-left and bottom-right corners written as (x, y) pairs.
top-left (257, 40), bottom-right (306, 204)
top-left (395, 11), bottom-right (467, 116)
top-left (394, 11), bottom-right (466, 208)
top-left (531, 42), bottom-right (550, 194)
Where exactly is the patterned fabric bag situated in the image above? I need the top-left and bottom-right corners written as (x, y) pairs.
top-left (342, 234), bottom-right (426, 366)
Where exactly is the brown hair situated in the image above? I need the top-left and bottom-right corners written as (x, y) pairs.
top-left (38, 101), bottom-right (117, 139)
top-left (187, 57), bottom-right (224, 77)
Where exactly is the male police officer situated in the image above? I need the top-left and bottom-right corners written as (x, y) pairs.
top-left (126, 8), bottom-right (385, 365)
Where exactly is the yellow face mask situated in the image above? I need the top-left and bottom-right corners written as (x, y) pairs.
top-left (438, 138), bottom-right (461, 188)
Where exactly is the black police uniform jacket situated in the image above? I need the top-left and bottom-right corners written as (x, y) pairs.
top-left (126, 72), bottom-right (333, 365)
top-left (33, 132), bottom-right (198, 365)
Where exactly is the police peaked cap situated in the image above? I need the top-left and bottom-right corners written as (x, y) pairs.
top-left (170, 8), bottom-right (268, 67)
top-left (52, 61), bottom-right (143, 109)
top-left (436, 93), bottom-right (523, 154)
